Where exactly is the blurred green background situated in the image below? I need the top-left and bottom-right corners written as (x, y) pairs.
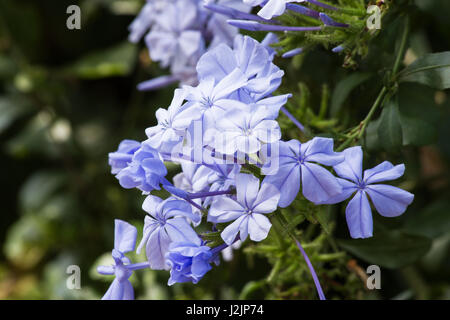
top-left (0, 0), bottom-right (449, 300)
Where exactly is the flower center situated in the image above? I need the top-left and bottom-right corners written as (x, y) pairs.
top-left (357, 180), bottom-right (366, 190)
top-left (161, 119), bottom-right (170, 128)
top-left (202, 97), bottom-right (214, 109)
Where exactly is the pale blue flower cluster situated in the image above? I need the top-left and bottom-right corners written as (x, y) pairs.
top-left (129, 0), bottom-right (251, 90)
top-left (98, 22), bottom-right (414, 300)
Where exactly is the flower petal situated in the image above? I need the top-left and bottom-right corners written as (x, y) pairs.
top-left (142, 195), bottom-right (163, 217)
top-left (253, 180), bottom-right (280, 213)
top-left (366, 184), bottom-right (414, 217)
top-left (114, 219), bottom-right (137, 253)
top-left (302, 137), bottom-right (344, 166)
top-left (253, 120), bottom-right (281, 143)
top-left (161, 198), bottom-right (195, 220)
top-left (318, 178), bottom-right (357, 205)
top-left (102, 279), bottom-right (122, 300)
top-left (345, 191), bottom-right (373, 239)
top-left (121, 280), bottom-right (134, 300)
top-left (263, 164), bottom-right (300, 208)
top-left (248, 213), bottom-right (272, 242)
top-left (146, 227), bottom-right (171, 270)
top-left (333, 146), bottom-right (363, 183)
top-left (208, 197), bottom-right (245, 223)
top-left (221, 215), bottom-right (248, 245)
top-left (236, 173), bottom-right (260, 209)
top-left (258, 0), bottom-right (288, 19)
top-left (363, 162), bottom-right (405, 184)
top-left (256, 94), bottom-right (291, 119)
top-left (196, 43), bottom-right (236, 81)
top-left (166, 217), bottom-right (201, 245)
top-left (301, 162), bottom-right (343, 204)
top-left (213, 68), bottom-right (248, 100)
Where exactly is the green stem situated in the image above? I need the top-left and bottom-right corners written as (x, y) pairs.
top-left (337, 15), bottom-right (410, 151)
top-left (316, 252), bottom-right (346, 262)
top-left (392, 15), bottom-right (410, 76)
top-left (356, 86), bottom-right (388, 139)
top-left (400, 266), bottom-right (430, 300)
top-left (336, 131), bottom-right (358, 152)
top-left (271, 213), bottom-right (288, 249)
top-left (271, 214), bottom-right (326, 300)
top-left (335, 86), bottom-right (388, 152)
top-left (267, 259), bottom-right (283, 283)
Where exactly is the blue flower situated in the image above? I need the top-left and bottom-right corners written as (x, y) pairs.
top-left (209, 173), bottom-right (280, 244)
top-left (108, 139), bottom-right (141, 174)
top-left (144, 88), bottom-right (195, 152)
top-left (115, 143), bottom-right (168, 193)
top-left (97, 220), bottom-right (138, 300)
top-left (128, 1), bottom-right (165, 43)
top-left (212, 103), bottom-right (281, 155)
top-left (173, 162), bottom-right (213, 193)
top-left (261, 137), bottom-right (344, 206)
top-left (173, 162), bottom-right (214, 225)
top-left (137, 195), bottom-right (202, 269)
top-left (165, 241), bottom-right (214, 285)
top-left (206, 0), bottom-right (252, 48)
top-left (145, 0), bottom-right (205, 68)
top-left (320, 146), bottom-right (414, 239)
top-left (183, 68), bottom-right (248, 116)
top-left (196, 34), bottom-right (287, 105)
top-left (131, 0), bottom-right (250, 90)
top-left (246, 0), bottom-right (298, 20)
top-left (203, 163), bottom-right (240, 206)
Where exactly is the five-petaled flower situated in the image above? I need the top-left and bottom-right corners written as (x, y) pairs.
top-left (97, 220), bottom-right (138, 300)
top-left (320, 146), bottom-right (414, 239)
top-left (262, 137), bottom-right (344, 206)
top-left (165, 241), bottom-right (215, 285)
top-left (209, 173), bottom-right (280, 244)
top-left (137, 195), bottom-right (201, 269)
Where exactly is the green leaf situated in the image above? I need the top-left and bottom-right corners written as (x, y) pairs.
top-left (315, 207), bottom-right (333, 235)
top-left (330, 73), bottom-right (373, 117)
top-left (337, 229), bottom-right (432, 269)
top-left (238, 280), bottom-right (266, 299)
top-left (3, 215), bottom-right (50, 268)
top-left (363, 117), bottom-right (382, 151)
top-left (64, 42), bottom-right (137, 79)
top-left (19, 171), bottom-right (66, 213)
top-left (0, 97), bottom-right (33, 134)
top-left (397, 83), bottom-right (439, 146)
top-left (377, 99), bottom-right (403, 151)
top-left (0, 54), bottom-right (17, 79)
top-left (6, 112), bottom-right (59, 158)
top-left (403, 199), bottom-right (450, 239)
top-left (398, 51), bottom-right (450, 90)
top-left (365, 84), bottom-right (440, 150)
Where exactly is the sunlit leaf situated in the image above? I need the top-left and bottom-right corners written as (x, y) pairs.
top-left (398, 51), bottom-right (450, 90)
top-left (337, 229), bottom-right (432, 269)
top-left (64, 42), bottom-right (137, 79)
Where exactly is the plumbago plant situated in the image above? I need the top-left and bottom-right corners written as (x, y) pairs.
top-left (94, 0), bottom-right (450, 299)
